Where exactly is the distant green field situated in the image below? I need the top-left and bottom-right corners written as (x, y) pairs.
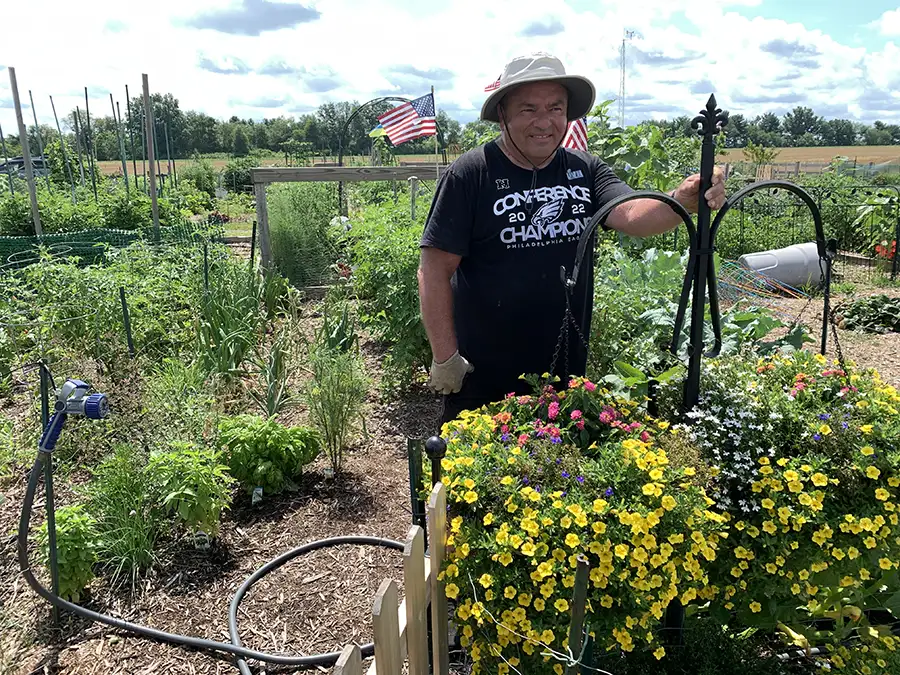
top-left (95, 153), bottom-right (455, 176)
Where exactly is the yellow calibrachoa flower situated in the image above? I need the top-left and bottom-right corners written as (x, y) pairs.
top-left (808, 473), bottom-right (827, 487)
top-left (867, 466), bottom-right (881, 480)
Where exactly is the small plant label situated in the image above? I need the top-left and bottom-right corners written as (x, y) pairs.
top-left (252, 486), bottom-right (263, 505)
top-left (193, 530), bottom-right (210, 550)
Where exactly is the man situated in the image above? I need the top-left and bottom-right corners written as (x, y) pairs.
top-left (418, 52), bottom-right (726, 427)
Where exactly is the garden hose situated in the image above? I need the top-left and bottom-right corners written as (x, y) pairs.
top-left (18, 451), bottom-right (406, 670)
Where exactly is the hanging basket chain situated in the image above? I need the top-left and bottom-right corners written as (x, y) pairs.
top-left (549, 285), bottom-right (594, 383)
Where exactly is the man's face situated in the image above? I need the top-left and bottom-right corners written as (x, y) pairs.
top-left (499, 82), bottom-right (569, 159)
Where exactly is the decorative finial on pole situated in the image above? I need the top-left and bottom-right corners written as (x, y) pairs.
top-left (681, 95), bottom-right (728, 416)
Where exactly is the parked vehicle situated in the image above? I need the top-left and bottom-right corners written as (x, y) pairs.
top-left (0, 156), bottom-right (50, 179)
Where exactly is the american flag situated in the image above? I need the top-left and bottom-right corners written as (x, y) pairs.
top-left (484, 75), bottom-right (501, 92)
top-left (377, 93), bottom-right (436, 146)
top-left (562, 117), bottom-right (588, 151)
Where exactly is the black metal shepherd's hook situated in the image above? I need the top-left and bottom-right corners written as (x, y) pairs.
top-left (562, 94), bottom-right (837, 417)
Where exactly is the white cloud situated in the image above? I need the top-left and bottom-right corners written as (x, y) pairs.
top-left (873, 8), bottom-right (900, 36)
top-left (0, 0), bottom-right (898, 141)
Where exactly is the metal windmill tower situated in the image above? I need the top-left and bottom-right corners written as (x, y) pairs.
top-left (618, 29), bottom-right (637, 128)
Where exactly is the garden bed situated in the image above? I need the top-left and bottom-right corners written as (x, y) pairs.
top-left (0, 288), bottom-right (444, 675)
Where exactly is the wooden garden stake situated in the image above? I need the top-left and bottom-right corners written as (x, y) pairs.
top-left (8, 67), bottom-right (41, 235)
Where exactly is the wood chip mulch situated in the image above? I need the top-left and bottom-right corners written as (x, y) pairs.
top-left (0, 338), bottom-right (449, 675)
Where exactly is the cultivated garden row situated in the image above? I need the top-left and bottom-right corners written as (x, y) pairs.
top-left (0, 160), bottom-right (898, 673)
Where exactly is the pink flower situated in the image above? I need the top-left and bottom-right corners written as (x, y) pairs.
top-left (576, 420), bottom-right (585, 431)
top-left (585, 381), bottom-right (597, 392)
top-left (548, 402), bottom-right (560, 420)
top-left (599, 410), bottom-right (614, 424)
top-left (500, 424), bottom-right (509, 434)
top-left (548, 425), bottom-right (561, 438)
top-left (517, 433), bottom-right (529, 446)
top-left (517, 396), bottom-right (531, 405)
top-left (640, 431), bottom-right (650, 442)
top-left (571, 410), bottom-right (583, 420)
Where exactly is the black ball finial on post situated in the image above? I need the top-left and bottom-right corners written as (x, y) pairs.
top-left (424, 436), bottom-right (447, 487)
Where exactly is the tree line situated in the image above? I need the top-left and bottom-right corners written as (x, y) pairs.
top-left (2, 94), bottom-right (897, 165)
top-left (643, 107), bottom-right (900, 149)
top-left (3, 93), bottom-right (464, 164)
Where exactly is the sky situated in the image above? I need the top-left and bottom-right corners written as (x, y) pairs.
top-left (0, 0), bottom-right (899, 140)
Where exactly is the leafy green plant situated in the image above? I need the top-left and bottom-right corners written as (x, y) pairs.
top-left (305, 345), bottom-right (368, 475)
top-left (345, 194), bottom-right (431, 391)
top-left (0, 192), bottom-right (32, 235)
top-left (34, 504), bottom-right (99, 602)
top-left (178, 152), bottom-right (219, 199)
top-left (84, 444), bottom-right (160, 589)
top-left (146, 442), bottom-right (235, 537)
top-left (837, 294), bottom-right (900, 334)
top-left (219, 415), bottom-right (321, 495)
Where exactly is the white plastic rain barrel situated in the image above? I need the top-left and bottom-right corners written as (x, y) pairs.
top-left (737, 242), bottom-right (822, 289)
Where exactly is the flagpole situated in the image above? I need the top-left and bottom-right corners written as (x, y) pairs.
top-left (432, 85), bottom-right (439, 182)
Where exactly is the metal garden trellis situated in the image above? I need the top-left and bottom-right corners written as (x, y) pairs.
top-left (563, 93), bottom-right (836, 417)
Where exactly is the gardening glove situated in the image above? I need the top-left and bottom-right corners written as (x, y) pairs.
top-left (428, 351), bottom-right (474, 395)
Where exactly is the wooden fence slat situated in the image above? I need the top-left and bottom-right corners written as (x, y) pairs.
top-left (404, 525), bottom-right (428, 675)
top-left (428, 482), bottom-right (450, 675)
top-left (250, 165), bottom-right (447, 184)
top-left (334, 644), bottom-right (362, 675)
top-left (372, 579), bottom-right (402, 675)
top-left (365, 556), bottom-right (433, 675)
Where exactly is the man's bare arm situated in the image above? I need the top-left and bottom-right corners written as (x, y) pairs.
top-left (605, 168), bottom-right (727, 238)
top-left (417, 246), bottom-right (462, 364)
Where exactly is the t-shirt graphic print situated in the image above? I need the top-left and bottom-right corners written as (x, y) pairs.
top-left (421, 138), bottom-right (632, 407)
top-left (495, 182), bottom-right (593, 249)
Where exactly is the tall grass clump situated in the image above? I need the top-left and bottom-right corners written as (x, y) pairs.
top-left (83, 444), bottom-right (160, 590)
top-left (267, 182), bottom-right (340, 286)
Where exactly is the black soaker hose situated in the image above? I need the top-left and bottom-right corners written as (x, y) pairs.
top-left (19, 453), bottom-right (405, 671)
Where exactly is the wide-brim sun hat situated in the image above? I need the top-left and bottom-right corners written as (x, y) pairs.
top-left (480, 52), bottom-right (596, 123)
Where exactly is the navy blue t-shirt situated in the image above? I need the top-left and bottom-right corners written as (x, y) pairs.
top-left (420, 139), bottom-right (632, 404)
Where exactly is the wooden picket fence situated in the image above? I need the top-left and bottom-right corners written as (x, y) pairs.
top-left (333, 481), bottom-right (450, 675)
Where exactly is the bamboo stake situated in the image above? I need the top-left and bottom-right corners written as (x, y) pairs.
top-left (84, 88), bottom-right (98, 200)
top-left (111, 93), bottom-right (129, 196)
top-left (8, 67), bottom-right (41, 235)
top-left (138, 101), bottom-right (147, 193)
top-left (164, 121), bottom-right (174, 189)
top-left (0, 123), bottom-right (14, 195)
top-left (49, 95), bottom-right (76, 204)
top-left (142, 74), bottom-right (160, 239)
top-left (153, 116), bottom-right (162, 194)
top-left (125, 85), bottom-right (138, 190)
top-left (28, 90), bottom-right (51, 192)
top-left (73, 108), bottom-right (86, 188)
